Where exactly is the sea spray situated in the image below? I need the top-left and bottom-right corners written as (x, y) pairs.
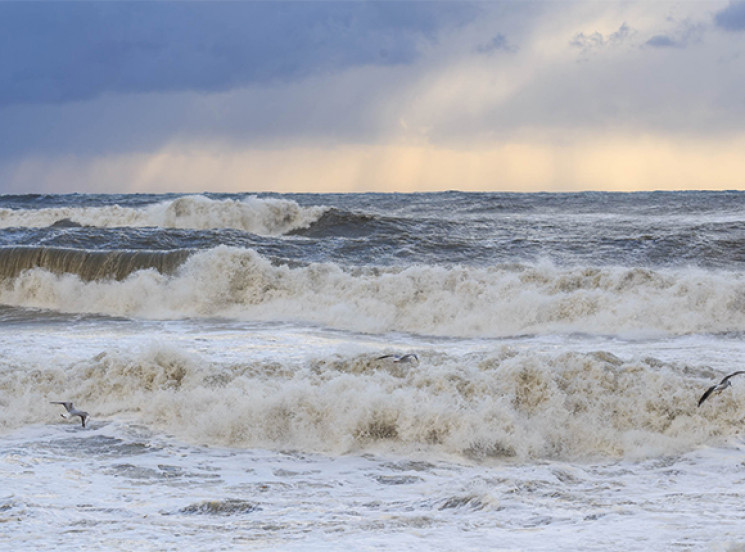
top-left (2, 247), bottom-right (745, 337)
top-left (0, 195), bottom-right (326, 235)
top-left (1, 343), bottom-right (741, 460)
top-left (4, 192), bottom-right (745, 549)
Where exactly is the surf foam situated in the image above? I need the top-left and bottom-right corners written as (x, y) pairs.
top-left (2, 247), bottom-right (745, 337)
top-left (1, 343), bottom-right (741, 461)
top-left (0, 195), bottom-right (326, 235)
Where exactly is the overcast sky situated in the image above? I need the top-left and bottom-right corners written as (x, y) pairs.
top-left (2, 0), bottom-right (745, 194)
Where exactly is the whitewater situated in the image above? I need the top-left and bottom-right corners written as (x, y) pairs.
top-left (2, 191), bottom-right (745, 551)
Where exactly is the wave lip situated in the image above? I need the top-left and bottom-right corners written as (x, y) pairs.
top-left (0, 195), bottom-right (327, 236)
top-left (0, 246), bottom-right (192, 281)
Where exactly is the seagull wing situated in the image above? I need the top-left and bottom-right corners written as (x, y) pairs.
top-left (698, 385), bottom-right (718, 407)
top-left (722, 371), bottom-right (745, 384)
top-left (50, 401), bottom-right (73, 412)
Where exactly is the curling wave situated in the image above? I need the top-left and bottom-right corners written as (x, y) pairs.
top-left (2, 247), bottom-right (745, 337)
top-left (0, 195), bottom-right (326, 235)
top-left (0, 246), bottom-right (191, 281)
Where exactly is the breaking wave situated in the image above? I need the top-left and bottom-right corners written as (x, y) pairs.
top-left (0, 247), bottom-right (191, 281)
top-left (2, 246), bottom-right (745, 337)
top-left (0, 195), bottom-right (326, 236)
top-left (1, 343), bottom-right (741, 461)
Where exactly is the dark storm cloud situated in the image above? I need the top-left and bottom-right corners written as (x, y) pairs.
top-left (0, 1), bottom-right (478, 107)
top-left (714, 1), bottom-right (745, 31)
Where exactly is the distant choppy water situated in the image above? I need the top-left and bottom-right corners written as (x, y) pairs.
top-left (2, 191), bottom-right (745, 551)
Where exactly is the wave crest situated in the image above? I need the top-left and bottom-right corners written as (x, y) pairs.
top-left (2, 344), bottom-right (741, 460)
top-left (0, 195), bottom-right (326, 235)
top-left (0, 247), bottom-right (190, 281)
top-left (2, 247), bottom-right (745, 336)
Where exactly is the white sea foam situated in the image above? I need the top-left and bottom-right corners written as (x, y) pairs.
top-left (0, 195), bottom-right (326, 235)
top-left (0, 340), bottom-right (741, 460)
top-left (2, 247), bottom-right (745, 338)
top-left (8, 192), bottom-right (745, 551)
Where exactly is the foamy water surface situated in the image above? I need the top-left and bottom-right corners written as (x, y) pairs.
top-left (2, 192), bottom-right (745, 550)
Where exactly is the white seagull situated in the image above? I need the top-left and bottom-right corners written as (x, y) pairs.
top-left (376, 353), bottom-right (419, 365)
top-left (51, 401), bottom-right (90, 428)
top-left (698, 371), bottom-right (745, 407)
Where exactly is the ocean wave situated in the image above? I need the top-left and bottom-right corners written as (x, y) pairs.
top-left (0, 247), bottom-right (191, 281)
top-left (291, 208), bottom-right (402, 238)
top-left (2, 247), bottom-right (745, 337)
top-left (0, 195), bottom-right (326, 236)
top-left (1, 344), bottom-right (740, 460)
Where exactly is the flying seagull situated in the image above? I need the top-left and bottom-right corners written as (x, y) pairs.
top-left (698, 371), bottom-right (745, 407)
top-left (376, 353), bottom-right (419, 365)
top-left (51, 401), bottom-right (89, 428)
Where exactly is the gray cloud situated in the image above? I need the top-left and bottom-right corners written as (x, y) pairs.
top-left (426, 9), bottom-right (745, 145)
top-left (645, 35), bottom-right (680, 48)
top-left (476, 33), bottom-right (516, 54)
top-left (715, 1), bottom-right (745, 31)
top-left (644, 19), bottom-right (705, 49)
top-left (2, 0), bottom-right (744, 170)
top-left (0, 1), bottom-right (478, 107)
top-left (570, 23), bottom-right (635, 57)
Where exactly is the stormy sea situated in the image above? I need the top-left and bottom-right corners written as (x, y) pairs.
top-left (1, 191), bottom-right (745, 551)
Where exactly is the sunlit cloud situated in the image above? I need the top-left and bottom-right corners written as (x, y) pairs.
top-left (4, 132), bottom-right (745, 194)
top-left (1, 1), bottom-right (744, 194)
